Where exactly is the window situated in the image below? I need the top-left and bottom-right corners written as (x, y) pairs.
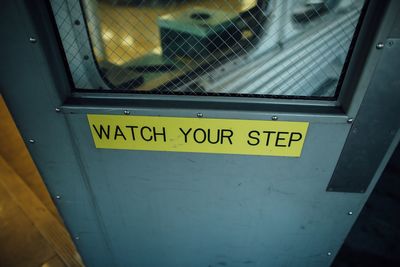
top-left (50, 0), bottom-right (366, 98)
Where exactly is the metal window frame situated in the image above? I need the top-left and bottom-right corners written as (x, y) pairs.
top-left (48, 0), bottom-right (373, 103)
top-left (49, 0), bottom-right (109, 89)
top-left (43, 0), bottom-right (399, 150)
top-left (55, 0), bottom-right (377, 120)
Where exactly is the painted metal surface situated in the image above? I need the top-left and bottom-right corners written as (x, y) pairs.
top-left (65, 110), bottom-right (357, 266)
top-left (327, 38), bottom-right (400, 193)
top-left (1, 0), bottom-right (399, 266)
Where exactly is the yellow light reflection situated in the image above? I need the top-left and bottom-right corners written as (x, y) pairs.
top-left (95, 0), bottom-right (257, 65)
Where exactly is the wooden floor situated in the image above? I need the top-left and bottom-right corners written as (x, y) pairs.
top-left (0, 96), bottom-right (84, 267)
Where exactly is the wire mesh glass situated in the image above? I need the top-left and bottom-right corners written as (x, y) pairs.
top-left (50, 0), bottom-right (366, 97)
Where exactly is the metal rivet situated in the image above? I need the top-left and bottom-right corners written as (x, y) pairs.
top-left (327, 252), bottom-right (332, 256)
top-left (347, 118), bottom-right (354, 123)
top-left (376, 42), bottom-right (384, 49)
top-left (74, 19), bottom-right (81, 26)
top-left (75, 236), bottom-right (80, 240)
top-left (28, 139), bottom-right (35, 144)
top-left (123, 110), bottom-right (130, 115)
top-left (271, 115), bottom-right (278, 121)
top-left (29, 37), bottom-right (37, 43)
top-left (197, 113), bottom-right (203, 118)
top-left (55, 107), bottom-right (61, 112)
top-left (55, 195), bottom-right (61, 200)
top-left (348, 211), bottom-right (353, 215)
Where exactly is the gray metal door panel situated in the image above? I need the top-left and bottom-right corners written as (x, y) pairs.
top-left (65, 112), bottom-right (364, 267)
top-left (1, 0), bottom-right (399, 266)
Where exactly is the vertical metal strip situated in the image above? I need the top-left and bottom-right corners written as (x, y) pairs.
top-left (327, 38), bottom-right (400, 193)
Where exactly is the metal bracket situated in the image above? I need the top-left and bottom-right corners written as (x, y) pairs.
top-left (327, 39), bottom-right (400, 193)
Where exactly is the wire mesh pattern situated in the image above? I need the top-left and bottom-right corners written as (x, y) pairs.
top-left (50, 0), bottom-right (366, 97)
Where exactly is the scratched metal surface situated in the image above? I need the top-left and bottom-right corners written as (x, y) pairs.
top-left (2, 0), bottom-right (398, 266)
top-left (64, 111), bottom-right (371, 267)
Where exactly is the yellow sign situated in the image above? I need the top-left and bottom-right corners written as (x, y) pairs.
top-left (87, 114), bottom-right (309, 157)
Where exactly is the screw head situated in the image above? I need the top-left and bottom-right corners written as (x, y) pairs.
top-left (29, 37), bottom-right (37, 43)
top-left (347, 118), bottom-right (354, 124)
top-left (28, 139), bottom-right (35, 144)
top-left (327, 252), bottom-right (332, 256)
top-left (123, 110), bottom-right (130, 115)
top-left (271, 115), bottom-right (278, 121)
top-left (376, 42), bottom-right (384, 49)
top-left (197, 113), bottom-right (203, 118)
top-left (55, 195), bottom-right (61, 200)
top-left (348, 211), bottom-right (353, 215)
